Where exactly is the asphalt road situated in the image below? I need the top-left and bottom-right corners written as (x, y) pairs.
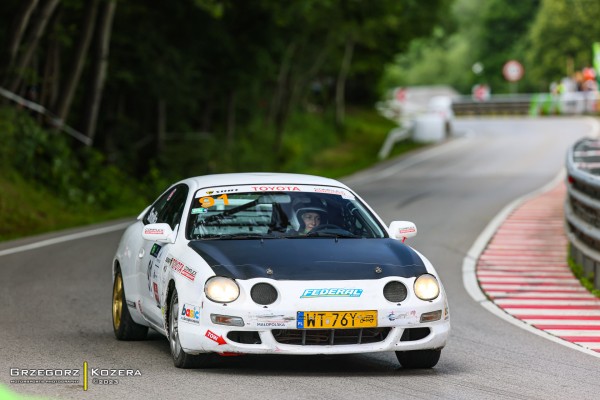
top-left (1, 117), bottom-right (599, 400)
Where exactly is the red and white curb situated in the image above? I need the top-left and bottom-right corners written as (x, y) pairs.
top-left (463, 172), bottom-right (600, 358)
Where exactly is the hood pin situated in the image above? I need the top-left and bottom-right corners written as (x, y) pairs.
top-left (375, 266), bottom-right (382, 274)
top-left (266, 268), bottom-right (273, 275)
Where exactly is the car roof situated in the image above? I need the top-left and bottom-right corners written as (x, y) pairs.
top-left (177, 172), bottom-right (349, 191)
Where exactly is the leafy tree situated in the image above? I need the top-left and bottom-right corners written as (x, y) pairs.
top-left (477, 0), bottom-right (540, 93)
top-left (379, 0), bottom-right (487, 94)
top-left (527, 0), bottom-right (600, 91)
top-left (1, 0), bottom-right (448, 179)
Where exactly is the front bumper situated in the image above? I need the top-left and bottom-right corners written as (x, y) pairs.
top-left (182, 321), bottom-right (450, 355)
top-left (178, 303), bottom-right (450, 355)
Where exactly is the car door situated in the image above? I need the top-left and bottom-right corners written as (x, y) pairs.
top-left (139, 184), bottom-right (189, 325)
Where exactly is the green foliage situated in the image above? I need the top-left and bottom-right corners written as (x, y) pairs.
top-left (282, 108), bottom-right (424, 178)
top-left (477, 0), bottom-right (540, 93)
top-left (0, 106), bottom-right (149, 240)
top-left (527, 0), bottom-right (600, 90)
top-left (568, 254), bottom-right (600, 298)
top-left (379, 0), bottom-right (488, 94)
top-left (0, 105), bottom-right (421, 240)
top-left (380, 0), bottom-right (545, 94)
top-left (0, 1), bottom-right (447, 240)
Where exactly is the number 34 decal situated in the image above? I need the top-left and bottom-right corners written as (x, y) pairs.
top-left (198, 194), bottom-right (229, 208)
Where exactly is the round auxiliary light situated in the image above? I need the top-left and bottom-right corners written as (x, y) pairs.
top-left (251, 283), bottom-right (278, 305)
top-left (383, 281), bottom-right (408, 302)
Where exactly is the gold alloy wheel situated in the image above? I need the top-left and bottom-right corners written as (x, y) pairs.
top-left (112, 273), bottom-right (123, 330)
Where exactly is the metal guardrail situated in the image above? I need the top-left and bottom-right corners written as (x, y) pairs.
top-left (0, 86), bottom-right (91, 145)
top-left (452, 95), bottom-right (532, 115)
top-left (565, 138), bottom-right (600, 290)
top-left (452, 92), bottom-right (600, 116)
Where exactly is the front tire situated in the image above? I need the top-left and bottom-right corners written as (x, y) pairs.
top-left (112, 268), bottom-right (148, 340)
top-left (395, 349), bottom-right (441, 369)
top-left (169, 288), bottom-right (211, 368)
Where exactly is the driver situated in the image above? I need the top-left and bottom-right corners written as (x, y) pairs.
top-left (296, 206), bottom-right (327, 234)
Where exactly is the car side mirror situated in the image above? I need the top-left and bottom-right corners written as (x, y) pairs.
top-left (388, 221), bottom-right (417, 242)
top-left (142, 223), bottom-right (175, 243)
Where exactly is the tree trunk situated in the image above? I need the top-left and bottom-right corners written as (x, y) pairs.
top-left (82, 0), bottom-right (117, 143)
top-left (39, 7), bottom-right (62, 110)
top-left (157, 99), bottom-right (166, 155)
top-left (290, 39), bottom-right (331, 111)
top-left (7, 0), bottom-right (60, 94)
top-left (4, 0), bottom-right (40, 81)
top-left (226, 90), bottom-right (237, 149)
top-left (267, 42), bottom-right (296, 128)
top-left (201, 98), bottom-right (214, 133)
top-left (335, 37), bottom-right (354, 130)
top-left (53, 0), bottom-right (100, 127)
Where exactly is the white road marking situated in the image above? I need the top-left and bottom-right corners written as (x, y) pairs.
top-left (0, 221), bottom-right (132, 257)
top-left (504, 309), bottom-right (600, 316)
top-left (523, 319), bottom-right (600, 326)
top-left (495, 299), bottom-right (600, 306)
top-left (545, 330), bottom-right (600, 336)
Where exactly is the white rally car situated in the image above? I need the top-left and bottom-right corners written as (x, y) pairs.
top-left (111, 173), bottom-right (450, 368)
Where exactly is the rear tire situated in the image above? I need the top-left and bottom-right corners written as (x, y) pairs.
top-left (112, 268), bottom-right (148, 340)
top-left (395, 349), bottom-right (441, 369)
top-left (169, 288), bottom-right (211, 368)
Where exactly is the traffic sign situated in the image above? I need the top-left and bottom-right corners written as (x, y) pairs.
top-left (503, 60), bottom-right (524, 82)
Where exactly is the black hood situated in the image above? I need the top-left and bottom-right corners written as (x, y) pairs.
top-left (188, 238), bottom-right (427, 280)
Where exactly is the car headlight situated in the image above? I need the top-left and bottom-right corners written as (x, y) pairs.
top-left (414, 274), bottom-right (440, 301)
top-left (204, 277), bottom-right (240, 303)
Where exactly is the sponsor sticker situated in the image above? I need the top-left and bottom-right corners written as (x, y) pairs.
top-left (253, 313), bottom-right (295, 327)
top-left (251, 186), bottom-right (300, 191)
top-left (386, 310), bottom-right (418, 322)
top-left (205, 330), bottom-right (226, 345)
top-left (153, 283), bottom-right (160, 304)
top-left (180, 304), bottom-right (201, 324)
top-left (149, 244), bottom-right (162, 258)
top-left (300, 288), bottom-right (363, 298)
top-left (144, 228), bottom-right (164, 235)
top-left (171, 258), bottom-right (197, 281)
top-left (256, 321), bottom-right (286, 327)
top-left (191, 208), bottom-right (208, 214)
top-left (204, 188), bottom-right (238, 195)
top-left (312, 187), bottom-right (355, 199)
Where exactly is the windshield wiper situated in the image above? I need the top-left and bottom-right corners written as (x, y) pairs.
top-left (198, 233), bottom-right (272, 240)
top-left (304, 231), bottom-right (359, 238)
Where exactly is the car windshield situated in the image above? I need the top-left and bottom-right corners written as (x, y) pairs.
top-left (186, 184), bottom-right (387, 240)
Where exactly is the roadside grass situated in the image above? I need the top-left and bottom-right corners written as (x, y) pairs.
top-left (568, 255), bottom-right (600, 299)
top-left (282, 107), bottom-right (424, 178)
top-left (0, 173), bottom-right (142, 241)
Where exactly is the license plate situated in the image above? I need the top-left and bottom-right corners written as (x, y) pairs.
top-left (296, 310), bottom-right (377, 329)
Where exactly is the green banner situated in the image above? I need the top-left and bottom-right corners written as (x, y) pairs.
top-left (593, 42), bottom-right (600, 81)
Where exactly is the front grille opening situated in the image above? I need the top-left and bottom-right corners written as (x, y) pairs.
top-left (400, 327), bottom-right (431, 342)
top-left (227, 331), bottom-right (262, 344)
top-left (251, 283), bottom-right (278, 305)
top-left (383, 281), bottom-right (408, 302)
top-left (272, 328), bottom-right (390, 346)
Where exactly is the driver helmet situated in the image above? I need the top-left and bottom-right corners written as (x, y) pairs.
top-left (295, 206), bottom-right (328, 232)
